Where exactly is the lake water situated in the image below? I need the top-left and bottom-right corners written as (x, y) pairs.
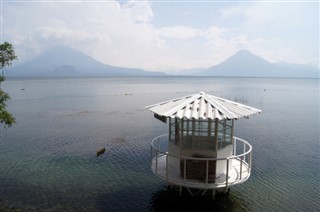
top-left (1, 77), bottom-right (319, 211)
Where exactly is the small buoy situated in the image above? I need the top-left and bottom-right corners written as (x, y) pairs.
top-left (96, 147), bottom-right (106, 157)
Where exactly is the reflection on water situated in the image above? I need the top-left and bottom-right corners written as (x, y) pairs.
top-left (149, 186), bottom-right (248, 212)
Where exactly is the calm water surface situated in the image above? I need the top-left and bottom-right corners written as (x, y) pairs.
top-left (1, 77), bottom-right (319, 211)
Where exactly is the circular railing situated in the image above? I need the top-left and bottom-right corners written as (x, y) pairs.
top-left (150, 134), bottom-right (252, 189)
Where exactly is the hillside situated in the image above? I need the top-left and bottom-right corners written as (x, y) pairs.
top-left (7, 45), bottom-right (165, 77)
top-left (198, 50), bottom-right (319, 78)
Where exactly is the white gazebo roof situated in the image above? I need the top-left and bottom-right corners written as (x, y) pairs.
top-left (146, 92), bottom-right (261, 120)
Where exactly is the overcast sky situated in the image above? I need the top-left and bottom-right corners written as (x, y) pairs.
top-left (1, 0), bottom-right (319, 72)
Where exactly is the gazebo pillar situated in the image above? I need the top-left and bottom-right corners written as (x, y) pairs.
top-left (214, 118), bottom-right (219, 152)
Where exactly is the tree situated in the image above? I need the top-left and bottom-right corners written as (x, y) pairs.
top-left (0, 42), bottom-right (17, 127)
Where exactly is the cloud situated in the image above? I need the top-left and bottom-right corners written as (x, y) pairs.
top-left (158, 26), bottom-right (201, 40)
top-left (217, 2), bottom-right (318, 67)
top-left (2, 1), bottom-right (319, 71)
top-left (122, 0), bottom-right (154, 23)
top-left (218, 4), bottom-right (245, 19)
top-left (37, 26), bottom-right (94, 42)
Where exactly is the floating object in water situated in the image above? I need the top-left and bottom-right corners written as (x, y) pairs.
top-left (96, 147), bottom-right (106, 157)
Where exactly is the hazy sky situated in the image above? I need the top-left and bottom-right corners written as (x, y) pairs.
top-left (1, 0), bottom-right (319, 72)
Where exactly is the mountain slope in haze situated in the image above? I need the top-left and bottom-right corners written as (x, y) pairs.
top-left (198, 50), bottom-right (319, 78)
top-left (7, 45), bottom-right (165, 76)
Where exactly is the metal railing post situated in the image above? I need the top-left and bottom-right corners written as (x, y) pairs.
top-left (243, 142), bottom-right (246, 162)
top-left (240, 157), bottom-right (243, 180)
top-left (226, 159), bottom-right (229, 191)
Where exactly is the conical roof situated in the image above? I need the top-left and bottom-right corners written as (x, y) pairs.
top-left (146, 92), bottom-right (261, 120)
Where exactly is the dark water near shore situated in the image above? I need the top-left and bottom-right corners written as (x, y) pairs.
top-left (1, 77), bottom-right (319, 211)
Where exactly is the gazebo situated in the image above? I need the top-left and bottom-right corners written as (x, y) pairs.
top-left (146, 92), bottom-right (261, 196)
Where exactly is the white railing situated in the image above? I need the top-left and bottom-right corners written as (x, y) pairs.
top-left (150, 134), bottom-right (252, 190)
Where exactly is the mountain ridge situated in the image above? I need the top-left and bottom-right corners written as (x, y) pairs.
top-left (198, 50), bottom-right (319, 78)
top-left (7, 45), bottom-right (165, 77)
top-left (7, 46), bottom-right (319, 78)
